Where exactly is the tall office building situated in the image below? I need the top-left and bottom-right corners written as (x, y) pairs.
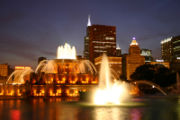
top-left (84, 16), bottom-right (116, 63)
top-left (161, 36), bottom-right (180, 62)
top-left (123, 37), bottom-right (145, 80)
top-left (172, 35), bottom-right (180, 60)
top-left (116, 44), bottom-right (122, 57)
top-left (161, 36), bottom-right (180, 71)
top-left (161, 37), bottom-right (172, 62)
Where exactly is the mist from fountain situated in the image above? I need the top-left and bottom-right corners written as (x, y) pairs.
top-left (94, 54), bottom-right (130, 105)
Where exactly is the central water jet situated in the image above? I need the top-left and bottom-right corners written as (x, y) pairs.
top-left (57, 43), bottom-right (76, 59)
top-left (93, 54), bottom-right (130, 105)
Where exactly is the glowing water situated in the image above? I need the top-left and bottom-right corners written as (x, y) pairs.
top-left (6, 67), bottom-right (33, 85)
top-left (57, 43), bottom-right (76, 59)
top-left (94, 54), bottom-right (130, 105)
top-left (78, 60), bottom-right (97, 75)
top-left (99, 54), bottom-right (111, 89)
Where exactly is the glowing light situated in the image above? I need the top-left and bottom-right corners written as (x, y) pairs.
top-left (0, 90), bottom-right (4, 96)
top-left (116, 44), bottom-right (121, 50)
top-left (94, 82), bottom-right (130, 105)
top-left (156, 59), bottom-right (164, 62)
top-left (93, 54), bottom-right (130, 105)
top-left (57, 43), bottom-right (76, 59)
top-left (66, 89), bottom-right (79, 97)
top-left (87, 15), bottom-right (91, 26)
top-left (177, 57), bottom-right (180, 60)
top-left (130, 39), bottom-right (138, 46)
top-left (161, 37), bottom-right (172, 44)
top-left (15, 66), bottom-right (31, 70)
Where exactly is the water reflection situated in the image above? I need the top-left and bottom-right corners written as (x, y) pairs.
top-left (10, 110), bottom-right (20, 120)
top-left (0, 97), bottom-right (179, 120)
top-left (94, 107), bottom-right (143, 120)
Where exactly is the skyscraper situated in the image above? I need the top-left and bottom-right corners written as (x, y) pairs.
top-left (84, 16), bottom-right (116, 63)
top-left (123, 37), bottom-right (145, 80)
top-left (161, 37), bottom-right (172, 62)
top-left (161, 36), bottom-right (180, 62)
top-left (172, 36), bottom-right (180, 60)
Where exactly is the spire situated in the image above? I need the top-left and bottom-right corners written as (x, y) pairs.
top-left (87, 15), bottom-right (91, 26)
top-left (116, 44), bottom-right (121, 49)
top-left (130, 37), bottom-right (138, 46)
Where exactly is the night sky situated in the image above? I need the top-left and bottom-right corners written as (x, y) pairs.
top-left (0, 0), bottom-right (180, 68)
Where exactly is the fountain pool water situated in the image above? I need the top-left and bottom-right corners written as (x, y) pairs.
top-left (93, 54), bottom-right (130, 105)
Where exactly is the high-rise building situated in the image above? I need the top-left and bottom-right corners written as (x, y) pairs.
top-left (141, 48), bottom-right (153, 62)
top-left (161, 36), bottom-right (180, 62)
top-left (172, 36), bottom-right (180, 60)
top-left (116, 44), bottom-right (122, 57)
top-left (161, 37), bottom-right (172, 62)
top-left (84, 16), bottom-right (116, 63)
top-left (123, 37), bottom-right (145, 80)
top-left (0, 64), bottom-right (13, 83)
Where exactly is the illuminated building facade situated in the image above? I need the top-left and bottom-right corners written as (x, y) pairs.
top-left (161, 37), bottom-right (172, 62)
top-left (150, 61), bottom-right (170, 69)
top-left (84, 16), bottom-right (116, 63)
top-left (141, 49), bottom-right (152, 62)
top-left (15, 66), bottom-right (31, 70)
top-left (123, 37), bottom-right (145, 80)
top-left (0, 64), bottom-right (12, 83)
top-left (172, 36), bottom-right (180, 60)
top-left (95, 56), bottom-right (122, 78)
top-left (116, 44), bottom-right (122, 57)
top-left (161, 36), bottom-right (180, 62)
top-left (0, 64), bottom-right (9, 77)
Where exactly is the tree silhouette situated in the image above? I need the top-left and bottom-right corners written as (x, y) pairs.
top-left (130, 64), bottom-right (176, 87)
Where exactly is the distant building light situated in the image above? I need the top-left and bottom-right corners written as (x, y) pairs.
top-left (161, 37), bottom-right (172, 44)
top-left (130, 40), bottom-right (138, 46)
top-left (116, 44), bottom-right (121, 50)
top-left (156, 59), bottom-right (164, 62)
top-left (15, 66), bottom-right (31, 70)
top-left (177, 57), bottom-right (180, 60)
top-left (141, 51), bottom-right (151, 56)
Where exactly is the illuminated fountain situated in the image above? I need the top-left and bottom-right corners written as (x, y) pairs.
top-left (6, 67), bottom-right (33, 85)
top-left (0, 43), bottom-right (97, 99)
top-left (31, 43), bottom-right (98, 98)
top-left (93, 54), bottom-right (130, 105)
top-left (57, 43), bottom-right (76, 59)
top-left (3, 67), bottom-right (33, 97)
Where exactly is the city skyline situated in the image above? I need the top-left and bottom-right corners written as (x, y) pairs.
top-left (0, 0), bottom-right (180, 67)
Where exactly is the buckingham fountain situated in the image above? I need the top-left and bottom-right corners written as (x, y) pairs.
top-left (0, 43), bottom-right (99, 98)
top-left (0, 43), bottom-right (167, 106)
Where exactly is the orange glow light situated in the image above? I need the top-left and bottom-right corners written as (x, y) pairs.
top-left (15, 66), bottom-right (31, 70)
top-left (0, 90), bottom-right (4, 96)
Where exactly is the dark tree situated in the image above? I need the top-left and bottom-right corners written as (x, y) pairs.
top-left (130, 64), bottom-right (176, 87)
top-left (38, 57), bottom-right (47, 64)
